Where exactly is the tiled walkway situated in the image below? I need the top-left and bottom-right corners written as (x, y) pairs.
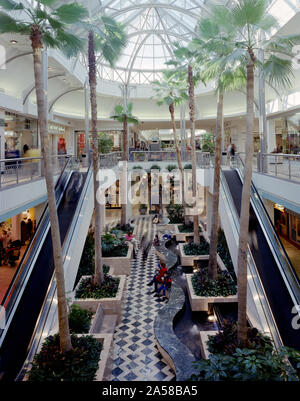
top-left (110, 217), bottom-right (175, 381)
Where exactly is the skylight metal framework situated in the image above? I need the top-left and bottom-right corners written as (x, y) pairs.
top-left (76, 0), bottom-right (298, 85)
top-left (78, 0), bottom-right (209, 84)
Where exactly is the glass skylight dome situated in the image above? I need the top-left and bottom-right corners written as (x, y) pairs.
top-left (77, 0), bottom-right (299, 85)
top-left (81, 0), bottom-right (210, 85)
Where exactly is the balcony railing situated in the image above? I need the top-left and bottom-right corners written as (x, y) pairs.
top-left (0, 155), bottom-right (72, 190)
top-left (239, 152), bottom-right (300, 183)
top-left (129, 150), bottom-right (211, 168)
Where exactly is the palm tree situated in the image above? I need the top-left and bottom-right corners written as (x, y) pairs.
top-left (152, 70), bottom-right (189, 223)
top-left (193, 17), bottom-right (246, 280)
top-left (110, 102), bottom-right (138, 226)
top-left (166, 43), bottom-right (203, 244)
top-left (204, 0), bottom-right (300, 344)
top-left (0, 0), bottom-right (87, 352)
top-left (81, 15), bottom-right (126, 287)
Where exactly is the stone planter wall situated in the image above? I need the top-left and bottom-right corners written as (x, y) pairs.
top-left (103, 243), bottom-right (133, 276)
top-left (74, 275), bottom-right (126, 322)
top-left (174, 224), bottom-right (194, 242)
top-left (178, 243), bottom-right (209, 267)
top-left (199, 331), bottom-right (218, 359)
top-left (186, 273), bottom-right (237, 312)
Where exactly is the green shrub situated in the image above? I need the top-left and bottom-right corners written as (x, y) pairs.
top-left (184, 163), bottom-right (192, 169)
top-left (166, 164), bottom-right (178, 172)
top-left (206, 321), bottom-right (273, 356)
top-left (98, 132), bottom-right (113, 154)
top-left (150, 164), bottom-right (161, 171)
top-left (166, 203), bottom-right (184, 224)
top-left (191, 268), bottom-right (237, 297)
top-left (101, 233), bottom-right (128, 257)
top-left (183, 239), bottom-right (210, 255)
top-left (76, 275), bottom-right (120, 299)
top-left (201, 133), bottom-right (215, 154)
top-left (133, 165), bottom-right (143, 169)
top-left (178, 223), bottom-right (202, 233)
top-left (28, 334), bottom-right (102, 382)
top-left (68, 304), bottom-right (92, 334)
top-left (113, 223), bottom-right (132, 234)
top-left (75, 233), bottom-right (110, 286)
top-left (217, 228), bottom-right (236, 281)
top-left (190, 347), bottom-right (300, 381)
top-left (75, 234), bottom-right (94, 285)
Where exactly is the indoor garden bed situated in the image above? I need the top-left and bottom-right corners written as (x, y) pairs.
top-left (27, 334), bottom-right (102, 382)
top-left (75, 275), bottom-right (120, 300)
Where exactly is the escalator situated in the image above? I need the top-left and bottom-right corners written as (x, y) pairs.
top-left (0, 157), bottom-right (89, 381)
top-left (222, 161), bottom-right (300, 350)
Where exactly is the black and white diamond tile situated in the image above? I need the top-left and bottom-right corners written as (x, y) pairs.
top-left (110, 217), bottom-right (175, 381)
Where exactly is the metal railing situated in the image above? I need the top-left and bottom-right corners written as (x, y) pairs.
top-left (99, 151), bottom-right (122, 168)
top-left (239, 152), bottom-right (300, 182)
top-left (220, 168), bottom-right (283, 348)
top-left (129, 150), bottom-right (211, 168)
top-left (0, 155), bottom-right (72, 189)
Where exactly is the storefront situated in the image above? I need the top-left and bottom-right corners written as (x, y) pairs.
top-left (3, 111), bottom-right (39, 159)
top-left (75, 130), bottom-right (121, 160)
top-left (272, 116), bottom-right (300, 153)
top-left (48, 123), bottom-right (71, 156)
top-left (274, 203), bottom-right (300, 248)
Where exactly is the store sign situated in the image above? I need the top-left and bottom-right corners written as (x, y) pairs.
top-left (49, 124), bottom-right (66, 133)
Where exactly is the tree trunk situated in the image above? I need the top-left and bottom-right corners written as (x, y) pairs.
top-left (88, 31), bottom-right (104, 286)
top-left (208, 89), bottom-right (224, 280)
top-left (30, 26), bottom-right (72, 353)
top-left (169, 103), bottom-right (187, 224)
top-left (121, 114), bottom-right (127, 225)
top-left (237, 58), bottom-right (255, 345)
top-left (188, 65), bottom-right (200, 244)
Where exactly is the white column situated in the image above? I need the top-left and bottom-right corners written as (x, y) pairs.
top-left (0, 110), bottom-right (5, 161)
top-left (206, 190), bottom-right (213, 235)
top-left (266, 119), bottom-right (276, 153)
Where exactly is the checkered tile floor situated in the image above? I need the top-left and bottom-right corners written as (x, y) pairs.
top-left (110, 217), bottom-right (175, 381)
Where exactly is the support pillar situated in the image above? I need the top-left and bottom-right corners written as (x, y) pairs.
top-left (0, 110), bottom-right (5, 162)
top-left (266, 119), bottom-right (276, 153)
top-left (258, 32), bottom-right (268, 172)
top-left (84, 79), bottom-right (90, 166)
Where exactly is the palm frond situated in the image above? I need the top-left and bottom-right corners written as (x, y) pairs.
top-left (54, 3), bottom-right (88, 24)
top-left (0, 0), bottom-right (23, 11)
top-left (55, 29), bottom-right (85, 57)
top-left (0, 12), bottom-right (24, 33)
top-left (263, 55), bottom-right (294, 88)
top-left (232, 0), bottom-right (268, 27)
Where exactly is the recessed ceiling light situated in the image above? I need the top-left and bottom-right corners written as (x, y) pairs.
top-left (10, 40), bottom-right (18, 44)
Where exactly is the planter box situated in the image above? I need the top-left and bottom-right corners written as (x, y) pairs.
top-left (74, 275), bottom-right (126, 321)
top-left (199, 331), bottom-right (218, 359)
top-left (179, 243), bottom-right (209, 267)
top-left (103, 243), bottom-right (133, 276)
top-left (174, 224), bottom-right (194, 242)
top-left (23, 333), bottom-right (114, 382)
top-left (186, 273), bottom-right (237, 312)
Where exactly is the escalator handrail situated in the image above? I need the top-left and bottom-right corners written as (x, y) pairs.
top-left (16, 162), bottom-right (94, 381)
top-left (0, 157), bottom-right (73, 344)
top-left (220, 169), bottom-right (283, 348)
top-left (235, 155), bottom-right (300, 305)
